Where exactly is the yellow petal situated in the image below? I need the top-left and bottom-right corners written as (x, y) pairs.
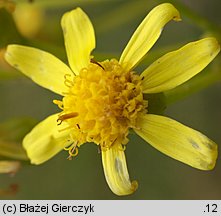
top-left (134, 114), bottom-right (218, 170)
top-left (0, 161), bottom-right (21, 174)
top-left (61, 7), bottom-right (95, 75)
top-left (119, 3), bottom-right (181, 71)
top-left (23, 114), bottom-right (70, 165)
top-left (101, 146), bottom-right (138, 196)
top-left (5, 45), bottom-right (74, 95)
top-left (142, 37), bottom-right (220, 93)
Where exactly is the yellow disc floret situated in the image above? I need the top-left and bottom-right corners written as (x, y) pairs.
top-left (54, 59), bottom-right (147, 156)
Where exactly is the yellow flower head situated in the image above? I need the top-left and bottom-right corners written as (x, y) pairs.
top-left (5, 3), bottom-right (220, 196)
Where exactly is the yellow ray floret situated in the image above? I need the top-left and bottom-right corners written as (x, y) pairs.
top-left (102, 145), bottom-right (138, 196)
top-left (119, 3), bottom-right (181, 71)
top-left (61, 7), bottom-right (96, 75)
top-left (135, 114), bottom-right (218, 170)
top-left (23, 114), bottom-right (70, 164)
top-left (141, 38), bottom-right (220, 93)
top-left (5, 45), bottom-right (74, 95)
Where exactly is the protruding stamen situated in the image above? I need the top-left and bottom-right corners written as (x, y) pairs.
top-left (53, 99), bottom-right (63, 110)
top-left (118, 144), bottom-right (126, 151)
top-left (64, 140), bottom-right (79, 160)
top-left (57, 112), bottom-right (79, 125)
top-left (64, 74), bottom-right (74, 87)
top-left (90, 58), bottom-right (105, 70)
top-left (67, 147), bottom-right (78, 160)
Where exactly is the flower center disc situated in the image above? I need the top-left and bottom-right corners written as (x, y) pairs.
top-left (56, 59), bottom-right (146, 152)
